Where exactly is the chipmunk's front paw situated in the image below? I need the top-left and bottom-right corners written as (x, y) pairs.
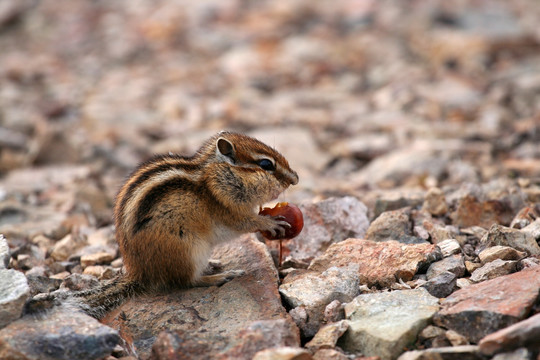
top-left (258, 215), bottom-right (291, 238)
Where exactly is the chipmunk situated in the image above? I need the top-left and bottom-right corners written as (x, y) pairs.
top-left (25, 131), bottom-right (298, 319)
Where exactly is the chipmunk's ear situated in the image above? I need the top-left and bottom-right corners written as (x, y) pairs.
top-left (216, 137), bottom-right (236, 164)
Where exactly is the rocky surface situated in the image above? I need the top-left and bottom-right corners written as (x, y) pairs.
top-left (0, 0), bottom-right (539, 359)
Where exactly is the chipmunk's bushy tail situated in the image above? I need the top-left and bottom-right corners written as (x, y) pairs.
top-left (24, 275), bottom-right (144, 320)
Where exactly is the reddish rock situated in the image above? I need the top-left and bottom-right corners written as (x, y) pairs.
top-left (478, 312), bottom-right (540, 356)
top-left (309, 239), bottom-right (440, 287)
top-left (103, 235), bottom-right (299, 359)
top-left (434, 266), bottom-right (540, 343)
top-left (451, 195), bottom-right (514, 229)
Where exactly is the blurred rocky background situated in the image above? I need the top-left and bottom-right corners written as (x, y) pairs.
top-left (0, 0), bottom-right (539, 359)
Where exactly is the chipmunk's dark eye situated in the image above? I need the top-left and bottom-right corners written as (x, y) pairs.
top-left (258, 159), bottom-right (275, 171)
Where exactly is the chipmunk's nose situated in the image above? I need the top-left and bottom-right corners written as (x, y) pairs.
top-left (288, 170), bottom-right (299, 186)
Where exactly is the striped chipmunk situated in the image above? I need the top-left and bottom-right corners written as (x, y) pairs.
top-left (25, 131), bottom-right (299, 319)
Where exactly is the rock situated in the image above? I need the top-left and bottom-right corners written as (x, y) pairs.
top-left (26, 275), bottom-right (62, 297)
top-left (323, 300), bottom-right (344, 323)
top-left (421, 271), bottom-right (457, 298)
top-left (397, 345), bottom-right (483, 360)
top-left (492, 348), bottom-right (534, 360)
top-left (252, 347), bottom-right (312, 360)
top-left (478, 246), bottom-right (526, 264)
top-left (150, 319), bottom-right (300, 360)
top-left (510, 207), bottom-right (538, 229)
top-left (456, 278), bottom-right (473, 289)
top-left (521, 219), bottom-right (540, 242)
top-left (340, 288), bottom-right (439, 360)
top-left (422, 220), bottom-right (459, 244)
top-left (60, 273), bottom-right (100, 291)
top-left (469, 259), bottom-right (517, 283)
top-left (518, 257), bottom-right (540, 270)
top-left (0, 308), bottom-right (120, 360)
top-left (309, 239), bottom-right (440, 287)
top-left (426, 255), bottom-right (466, 280)
top-left (446, 329), bottom-right (469, 346)
top-left (282, 197), bottom-right (369, 262)
top-left (480, 224), bottom-right (540, 256)
top-left (0, 235), bottom-right (9, 268)
top-left (478, 312), bottom-right (540, 356)
top-left (465, 261), bottom-right (482, 274)
top-left (80, 252), bottom-right (116, 268)
top-left (280, 265), bottom-right (359, 337)
top-left (312, 349), bottom-right (349, 360)
top-left (451, 195), bottom-right (514, 229)
top-left (423, 187), bottom-right (448, 216)
top-left (434, 266), bottom-right (540, 343)
top-left (0, 269), bottom-right (30, 328)
top-left (50, 234), bottom-right (88, 261)
top-left (365, 207), bottom-right (415, 243)
top-left (437, 239), bottom-right (462, 257)
top-left (103, 235), bottom-right (299, 358)
top-left (418, 325), bottom-right (449, 348)
top-left (305, 320), bottom-right (348, 351)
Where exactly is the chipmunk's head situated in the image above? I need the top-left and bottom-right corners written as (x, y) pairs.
top-left (204, 131), bottom-right (298, 209)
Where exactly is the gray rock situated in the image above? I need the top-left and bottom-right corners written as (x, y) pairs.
top-left (0, 235), bottom-right (9, 268)
top-left (437, 239), bottom-right (462, 258)
top-left (0, 308), bottom-right (119, 360)
top-left (0, 268), bottom-right (30, 328)
top-left (421, 271), bottom-right (457, 298)
top-left (470, 259), bottom-right (517, 283)
top-left (340, 288), bottom-right (439, 360)
top-left (25, 275), bottom-right (62, 297)
top-left (481, 225), bottom-right (540, 256)
top-left (397, 345), bottom-right (484, 360)
top-left (285, 197), bottom-right (369, 262)
top-left (426, 255), bottom-right (465, 280)
top-left (280, 265), bottom-right (359, 337)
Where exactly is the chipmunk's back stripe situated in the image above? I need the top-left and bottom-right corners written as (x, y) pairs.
top-left (132, 176), bottom-right (200, 235)
top-left (117, 155), bottom-right (200, 221)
